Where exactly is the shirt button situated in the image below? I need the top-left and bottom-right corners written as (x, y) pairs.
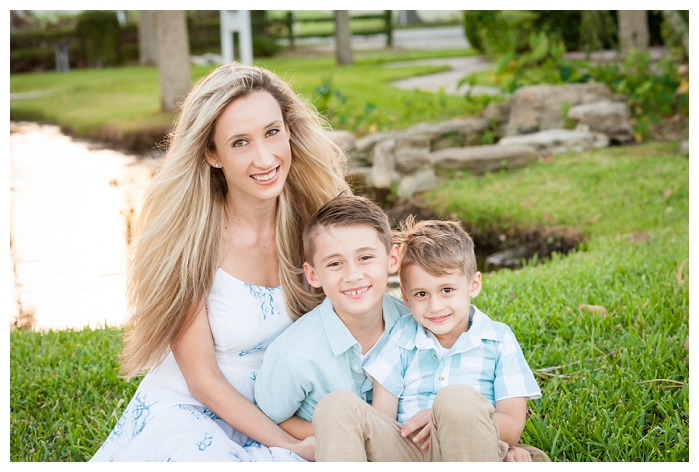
top-left (352, 365), bottom-right (361, 373)
top-left (439, 375), bottom-right (445, 381)
top-left (433, 354), bottom-right (438, 361)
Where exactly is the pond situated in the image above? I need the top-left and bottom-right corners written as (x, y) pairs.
top-left (10, 122), bottom-right (157, 331)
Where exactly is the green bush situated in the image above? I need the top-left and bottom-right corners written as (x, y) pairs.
top-left (75, 10), bottom-right (122, 68)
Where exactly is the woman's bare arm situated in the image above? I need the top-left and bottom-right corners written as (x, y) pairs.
top-left (171, 297), bottom-right (315, 460)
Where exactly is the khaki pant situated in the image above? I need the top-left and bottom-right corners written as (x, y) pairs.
top-left (313, 385), bottom-right (550, 462)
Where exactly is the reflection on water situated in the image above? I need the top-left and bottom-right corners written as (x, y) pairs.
top-left (10, 122), bottom-right (158, 331)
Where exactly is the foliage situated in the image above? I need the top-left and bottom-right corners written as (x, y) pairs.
top-left (10, 143), bottom-right (689, 461)
top-left (75, 11), bottom-right (122, 68)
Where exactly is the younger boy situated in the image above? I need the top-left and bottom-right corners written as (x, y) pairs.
top-left (312, 217), bottom-right (546, 462)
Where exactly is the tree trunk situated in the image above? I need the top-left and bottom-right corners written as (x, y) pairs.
top-left (155, 11), bottom-right (191, 112)
top-left (618, 10), bottom-right (649, 56)
top-left (138, 10), bottom-right (158, 66)
top-left (334, 10), bottom-right (353, 66)
top-left (662, 10), bottom-right (689, 56)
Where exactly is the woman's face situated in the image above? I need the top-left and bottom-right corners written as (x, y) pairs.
top-left (206, 91), bottom-right (292, 205)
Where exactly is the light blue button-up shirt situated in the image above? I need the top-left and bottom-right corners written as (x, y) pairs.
top-left (254, 294), bottom-right (410, 423)
top-left (364, 305), bottom-right (541, 424)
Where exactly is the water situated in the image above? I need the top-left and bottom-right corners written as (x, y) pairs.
top-left (9, 122), bottom-right (157, 331)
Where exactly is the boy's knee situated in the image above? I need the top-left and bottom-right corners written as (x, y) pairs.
top-left (314, 390), bottom-right (362, 426)
top-left (433, 385), bottom-right (493, 419)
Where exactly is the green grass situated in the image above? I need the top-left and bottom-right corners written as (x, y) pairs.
top-left (10, 49), bottom-right (479, 145)
top-left (10, 142), bottom-right (689, 461)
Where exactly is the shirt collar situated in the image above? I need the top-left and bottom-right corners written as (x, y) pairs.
top-left (320, 295), bottom-right (405, 358)
top-left (408, 305), bottom-right (503, 353)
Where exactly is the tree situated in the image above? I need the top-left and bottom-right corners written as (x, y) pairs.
top-left (155, 11), bottom-right (191, 112)
top-left (138, 10), bottom-right (158, 66)
top-left (618, 10), bottom-right (649, 56)
top-left (662, 10), bottom-right (689, 56)
top-left (334, 10), bottom-right (353, 66)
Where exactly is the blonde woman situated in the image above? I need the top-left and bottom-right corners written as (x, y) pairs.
top-left (91, 63), bottom-right (349, 462)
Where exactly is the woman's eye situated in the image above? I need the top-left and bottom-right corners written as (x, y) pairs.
top-left (267, 128), bottom-right (280, 137)
top-left (233, 139), bottom-right (248, 148)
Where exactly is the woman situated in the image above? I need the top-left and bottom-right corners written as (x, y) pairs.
top-left (91, 63), bottom-right (350, 461)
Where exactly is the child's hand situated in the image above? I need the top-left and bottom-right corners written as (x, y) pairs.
top-left (400, 409), bottom-right (432, 450)
top-left (293, 435), bottom-right (316, 462)
top-left (503, 446), bottom-right (532, 462)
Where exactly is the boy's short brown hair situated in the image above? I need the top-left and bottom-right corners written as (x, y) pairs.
top-left (303, 195), bottom-right (393, 265)
top-left (394, 216), bottom-right (477, 282)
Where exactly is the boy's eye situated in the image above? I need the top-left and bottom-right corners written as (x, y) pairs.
top-left (442, 287), bottom-right (454, 294)
top-left (359, 255), bottom-right (374, 262)
top-left (327, 261), bottom-right (341, 268)
top-left (414, 291), bottom-right (427, 298)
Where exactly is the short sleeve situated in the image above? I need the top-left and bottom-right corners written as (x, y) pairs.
top-left (254, 344), bottom-right (309, 424)
top-left (492, 325), bottom-right (541, 402)
top-left (363, 338), bottom-right (405, 398)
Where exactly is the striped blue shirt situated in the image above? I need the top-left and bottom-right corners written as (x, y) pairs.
top-left (364, 305), bottom-right (541, 424)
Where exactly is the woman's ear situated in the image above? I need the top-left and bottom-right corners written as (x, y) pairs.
top-left (204, 148), bottom-right (220, 168)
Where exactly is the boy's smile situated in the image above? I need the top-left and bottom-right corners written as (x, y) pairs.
top-left (401, 265), bottom-right (482, 349)
top-left (304, 224), bottom-right (399, 325)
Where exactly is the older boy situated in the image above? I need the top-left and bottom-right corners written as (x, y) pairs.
top-left (313, 217), bottom-right (548, 462)
top-left (254, 195), bottom-right (406, 441)
top-left (255, 197), bottom-right (491, 460)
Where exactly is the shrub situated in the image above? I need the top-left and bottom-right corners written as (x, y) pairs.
top-left (75, 11), bottom-right (122, 68)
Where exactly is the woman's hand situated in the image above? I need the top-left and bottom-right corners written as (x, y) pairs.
top-left (503, 446), bottom-right (532, 462)
top-left (290, 435), bottom-right (316, 462)
top-left (400, 408), bottom-right (432, 450)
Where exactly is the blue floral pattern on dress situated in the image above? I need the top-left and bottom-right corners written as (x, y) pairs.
top-left (132, 393), bottom-right (157, 436)
top-left (250, 371), bottom-right (257, 381)
top-left (176, 404), bottom-right (204, 419)
top-left (244, 284), bottom-right (278, 319)
top-left (195, 433), bottom-right (213, 451)
top-left (202, 407), bottom-right (221, 421)
top-left (239, 342), bottom-right (264, 357)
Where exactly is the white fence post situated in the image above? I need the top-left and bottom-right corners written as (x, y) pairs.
top-left (220, 10), bottom-right (254, 65)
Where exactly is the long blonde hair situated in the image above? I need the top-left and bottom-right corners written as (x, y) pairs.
top-left (121, 63), bottom-right (350, 378)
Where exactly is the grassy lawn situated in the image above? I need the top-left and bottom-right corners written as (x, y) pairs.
top-left (10, 141), bottom-right (689, 461)
top-left (10, 48), bottom-right (478, 147)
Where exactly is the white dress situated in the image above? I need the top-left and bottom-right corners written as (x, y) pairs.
top-left (91, 268), bottom-right (305, 462)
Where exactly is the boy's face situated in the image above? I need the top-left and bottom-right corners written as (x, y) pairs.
top-left (303, 224), bottom-right (399, 325)
top-left (400, 264), bottom-right (482, 348)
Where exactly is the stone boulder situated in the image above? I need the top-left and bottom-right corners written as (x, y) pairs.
top-left (498, 129), bottom-right (609, 154)
top-left (679, 141), bottom-right (689, 156)
top-left (505, 83), bottom-right (612, 136)
top-left (431, 144), bottom-right (537, 174)
top-left (393, 134), bottom-right (431, 174)
top-left (324, 129), bottom-right (356, 152)
top-left (408, 118), bottom-right (491, 150)
top-left (567, 101), bottom-right (634, 143)
top-left (396, 167), bottom-right (437, 200)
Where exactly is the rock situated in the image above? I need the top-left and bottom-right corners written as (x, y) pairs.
top-left (484, 246), bottom-right (535, 272)
top-left (482, 102), bottom-right (510, 123)
top-left (345, 166), bottom-right (372, 192)
top-left (324, 129), bottom-right (356, 151)
top-left (354, 132), bottom-right (392, 153)
top-left (408, 118), bottom-right (491, 150)
top-left (498, 129), bottom-right (609, 153)
top-left (431, 144), bottom-right (537, 174)
top-left (393, 135), bottom-right (431, 174)
top-left (567, 101), bottom-right (634, 143)
top-left (396, 167), bottom-right (437, 200)
top-left (371, 139), bottom-right (396, 189)
top-left (679, 141), bottom-right (689, 155)
top-left (506, 83), bottom-right (613, 136)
